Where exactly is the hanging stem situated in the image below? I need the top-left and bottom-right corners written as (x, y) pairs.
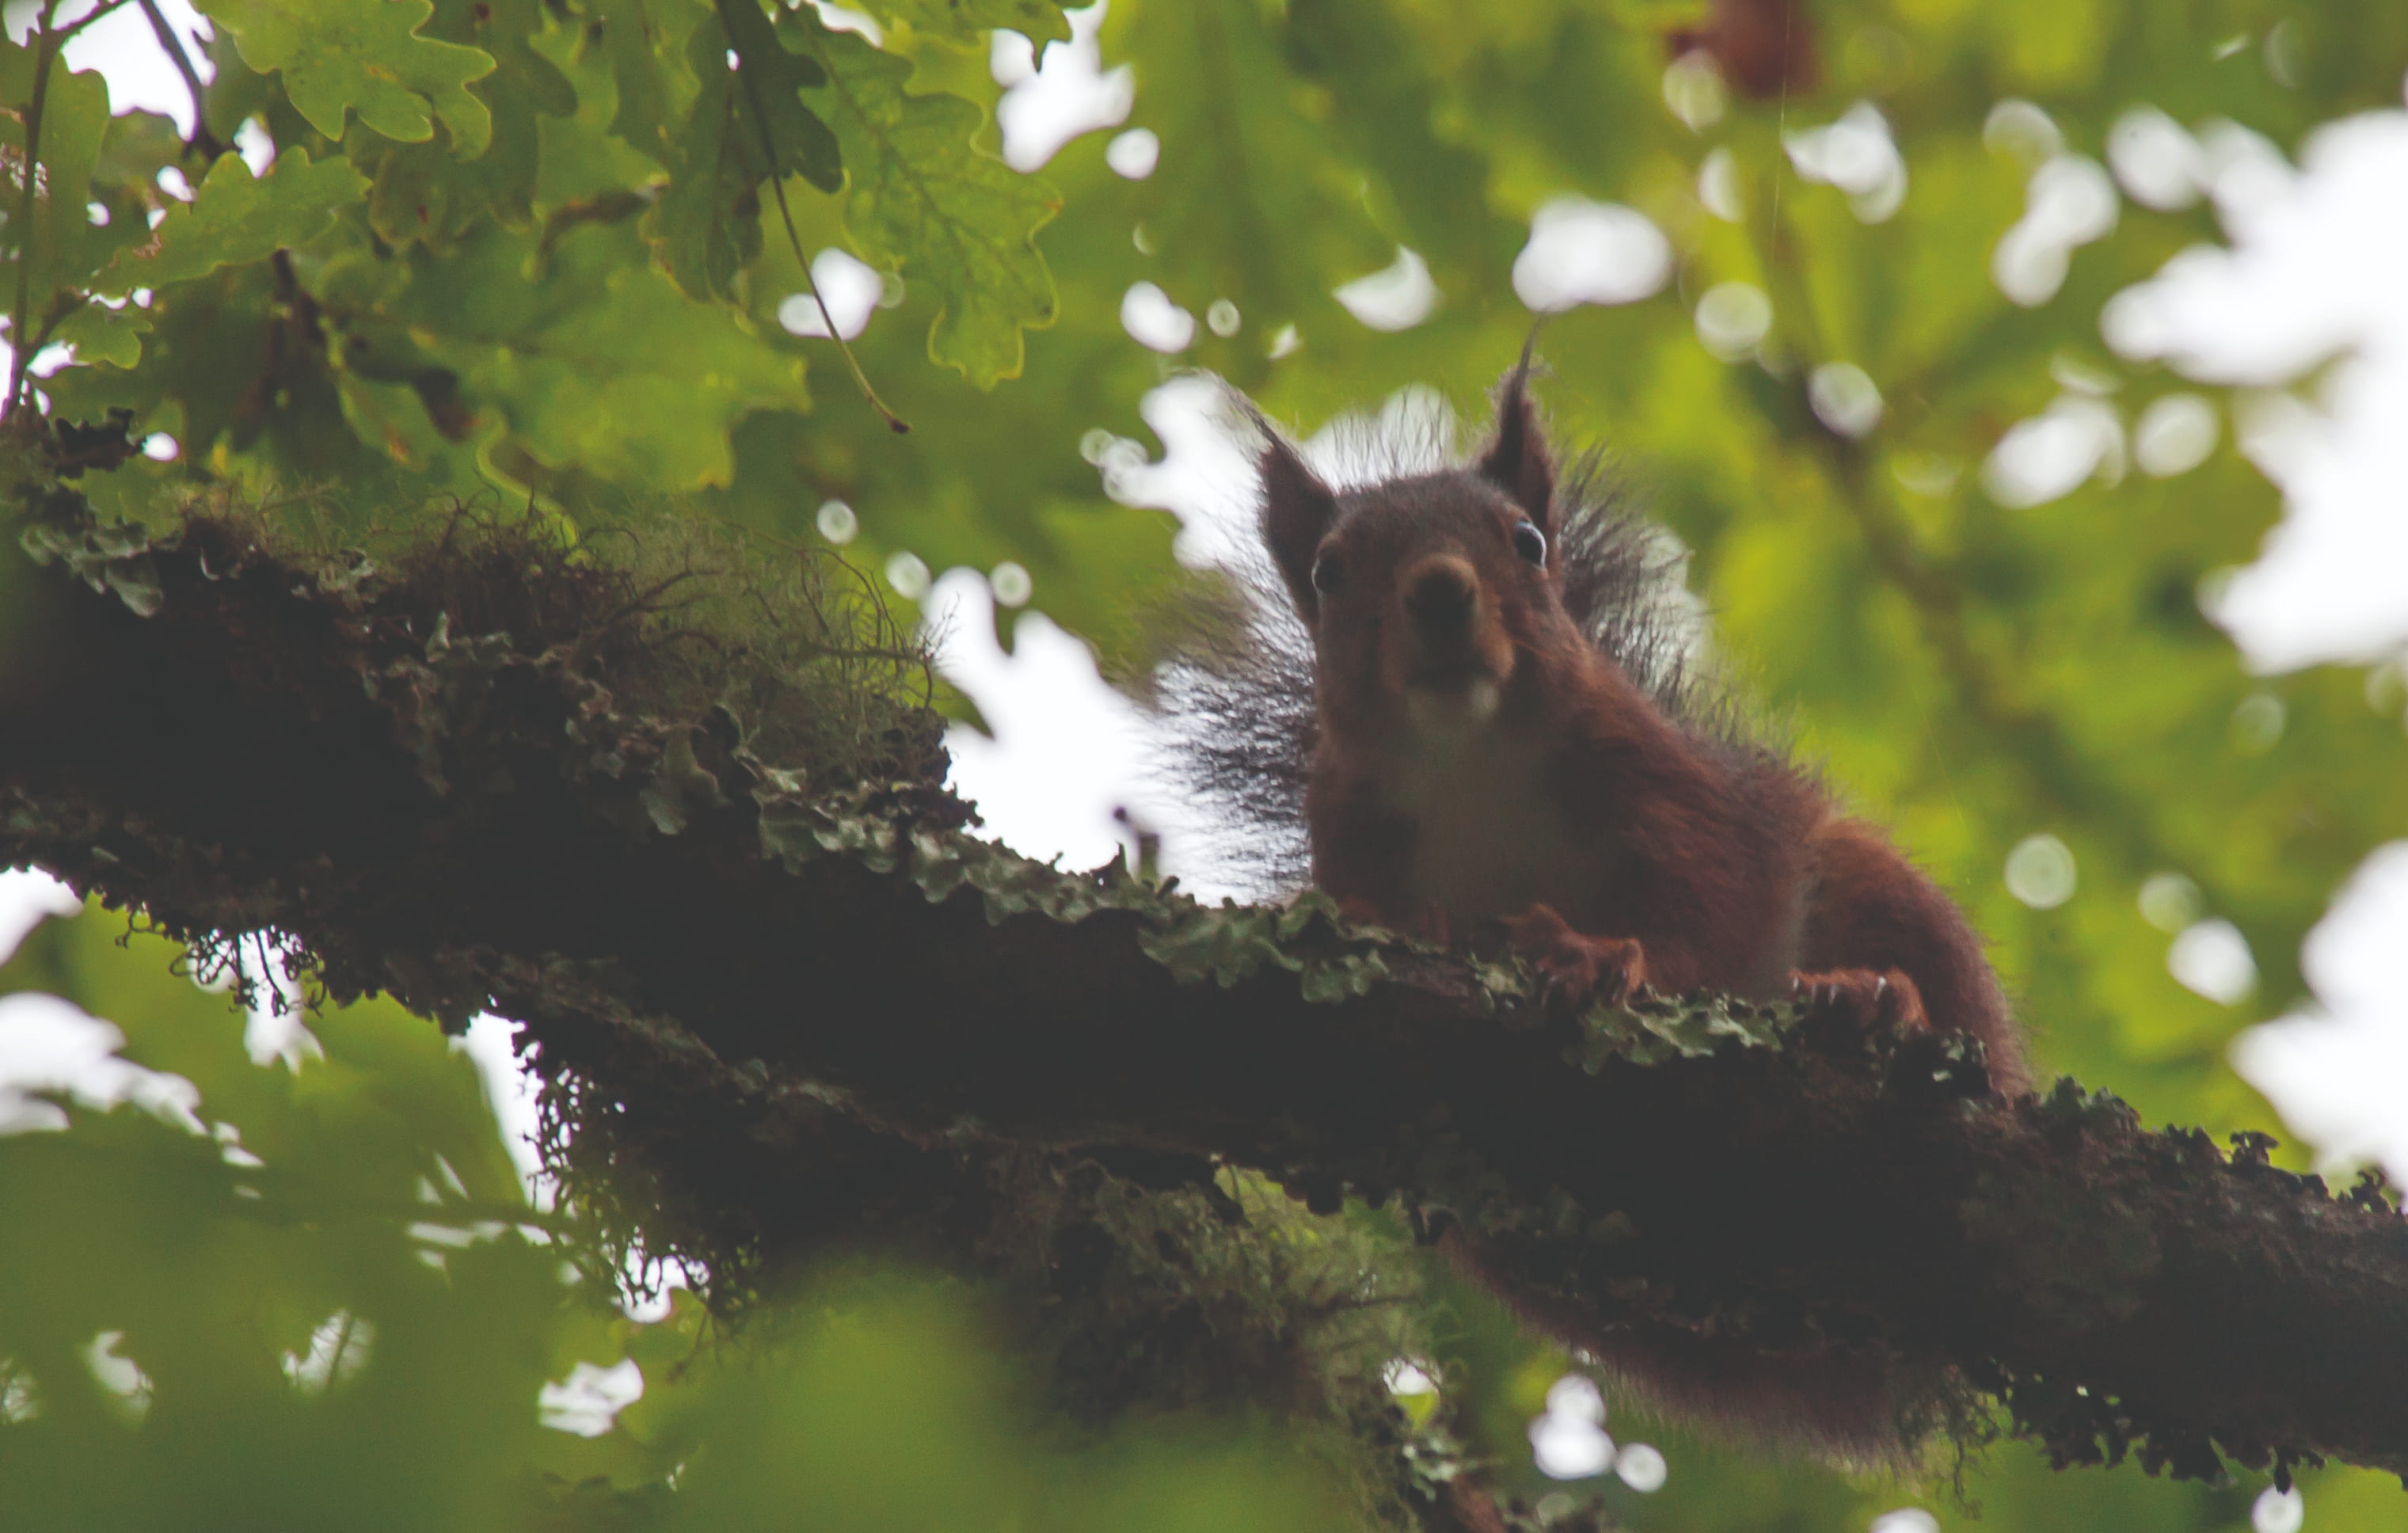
top-left (136, 0), bottom-right (224, 159)
top-left (732, 53), bottom-right (909, 435)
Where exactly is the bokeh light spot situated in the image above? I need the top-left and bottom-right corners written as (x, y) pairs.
top-left (2005, 833), bottom-right (2078, 909)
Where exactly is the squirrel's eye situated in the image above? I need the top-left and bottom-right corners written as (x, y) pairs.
top-left (1512, 520), bottom-right (1547, 567)
top-left (1311, 550), bottom-right (1342, 593)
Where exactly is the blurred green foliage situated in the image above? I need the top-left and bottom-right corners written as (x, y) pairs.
top-left (6, 0), bottom-right (2408, 1524)
top-left (0, 903), bottom-right (1349, 1531)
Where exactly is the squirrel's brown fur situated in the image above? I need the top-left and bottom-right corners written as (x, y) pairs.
top-left (1218, 356), bottom-right (2029, 1463)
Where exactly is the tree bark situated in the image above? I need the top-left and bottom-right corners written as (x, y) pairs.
top-left (3, 512), bottom-right (2403, 1486)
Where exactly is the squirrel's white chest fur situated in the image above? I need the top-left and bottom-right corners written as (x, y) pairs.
top-left (1375, 689), bottom-right (1588, 926)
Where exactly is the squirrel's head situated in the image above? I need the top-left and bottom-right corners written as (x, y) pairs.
top-left (1258, 366), bottom-right (1582, 739)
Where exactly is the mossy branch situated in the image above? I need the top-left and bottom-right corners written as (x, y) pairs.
top-left (4, 493), bottom-right (2406, 1490)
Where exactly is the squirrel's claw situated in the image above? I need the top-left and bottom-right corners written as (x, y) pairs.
top-left (1793, 968), bottom-right (1928, 1035)
top-left (1505, 904), bottom-right (1647, 1010)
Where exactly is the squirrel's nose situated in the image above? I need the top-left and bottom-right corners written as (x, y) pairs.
top-left (1402, 555), bottom-right (1478, 632)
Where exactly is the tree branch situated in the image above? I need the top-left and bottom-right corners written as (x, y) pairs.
top-left (135, 0), bottom-right (226, 162)
top-left (4, 504), bottom-right (2405, 1485)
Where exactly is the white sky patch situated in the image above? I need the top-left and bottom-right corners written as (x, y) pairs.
top-left (1983, 395), bottom-right (2126, 507)
top-left (0, 867), bottom-right (81, 964)
top-left (1120, 280), bottom-right (1195, 352)
top-left (816, 498), bottom-right (859, 544)
top-left (0, 1364), bottom-right (38, 1425)
top-left (1993, 154), bottom-right (2120, 307)
top-left (214, 1120), bottom-right (264, 1167)
top-left (1697, 147), bottom-right (1744, 222)
top-left (1695, 280), bottom-right (1771, 361)
top-left (777, 249), bottom-right (882, 340)
top-left (931, 375), bottom-right (1295, 900)
top-left (242, 943), bottom-right (325, 1072)
top-left (2104, 107), bottom-right (2408, 672)
top-left (1660, 51), bottom-right (1725, 133)
top-left (0, 994), bottom-right (204, 1138)
top-left (2132, 392), bottom-right (2220, 477)
top-left (885, 550), bottom-right (933, 600)
top-left (1098, 373), bottom-right (1260, 572)
top-left (618, 1250), bottom-right (693, 1322)
top-left (1105, 127), bottom-right (1159, 179)
top-left (1984, 99), bottom-right (2064, 169)
top-left (53, 0), bottom-right (211, 133)
top-left (539, 1356), bottom-right (644, 1436)
top-left (83, 1329), bottom-right (154, 1421)
top-left (990, 560), bottom-right (1033, 606)
top-left (2003, 832), bottom-right (2078, 909)
top-left (2109, 106), bottom-right (2208, 211)
top-left (930, 569), bottom-right (1174, 877)
top-left (810, 2), bottom-right (883, 44)
top-left (2254, 1485), bottom-right (2307, 1533)
top-left (1333, 248), bottom-right (1440, 332)
top-left (994, 2), bottom-right (1131, 173)
top-left (1615, 1441), bottom-right (1668, 1492)
top-left (1785, 101), bottom-right (1908, 223)
top-left (1529, 1373), bottom-right (1613, 1479)
top-left (1512, 196), bottom-right (1672, 312)
top-left (457, 1014), bottom-right (554, 1209)
top-left (283, 1311), bottom-right (375, 1395)
top-left (232, 115), bottom-right (276, 174)
top-left (2168, 918), bottom-right (2258, 1005)
top-left (2194, 118), bottom-right (2300, 237)
top-left (2233, 842), bottom-right (2408, 1181)
top-left (1807, 361), bottom-right (1882, 438)
top-left (991, 27), bottom-right (1039, 86)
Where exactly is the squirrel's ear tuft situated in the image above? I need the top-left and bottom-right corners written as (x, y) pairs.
top-left (1260, 433), bottom-right (1337, 622)
top-left (1478, 357), bottom-right (1556, 533)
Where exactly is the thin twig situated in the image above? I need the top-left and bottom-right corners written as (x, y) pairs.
top-left (50, 0), bottom-right (135, 44)
top-left (730, 43), bottom-right (909, 434)
top-left (135, 0), bottom-right (225, 160)
top-left (6, 2), bottom-right (63, 427)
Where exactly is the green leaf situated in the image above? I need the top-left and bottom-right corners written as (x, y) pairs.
top-left (92, 148), bottom-right (368, 297)
top-left (647, 16), bottom-right (764, 301)
top-left (0, 39), bottom-right (114, 310)
top-left (858, 0), bottom-right (1072, 47)
top-left (718, 0), bottom-right (841, 189)
top-left (349, 218), bottom-right (815, 490)
top-left (196, 0), bottom-right (497, 154)
top-left (86, 111), bottom-right (184, 272)
top-left (590, 0), bottom-right (703, 166)
top-left (645, 1), bottom-right (840, 302)
top-left (348, 0), bottom-right (580, 249)
top-left (786, 13), bottom-right (1059, 386)
top-left (51, 299), bottom-right (150, 369)
top-left (455, 0), bottom-right (576, 121)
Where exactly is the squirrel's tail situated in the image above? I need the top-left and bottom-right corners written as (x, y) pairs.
top-left (1445, 1229), bottom-right (1962, 1470)
top-left (1577, 1326), bottom-right (1958, 1470)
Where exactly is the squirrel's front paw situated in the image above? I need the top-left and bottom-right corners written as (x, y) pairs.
top-left (1505, 904), bottom-right (1647, 1008)
top-left (1793, 968), bottom-right (1927, 1034)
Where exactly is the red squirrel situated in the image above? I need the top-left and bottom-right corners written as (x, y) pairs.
top-left (1241, 358), bottom-right (2030, 1459)
top-left (1255, 361), bottom-right (2027, 1093)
